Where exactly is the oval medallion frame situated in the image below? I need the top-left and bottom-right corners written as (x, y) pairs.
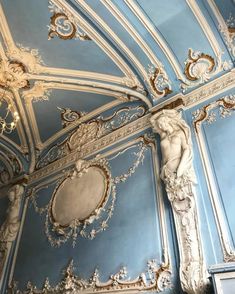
top-left (50, 161), bottom-right (111, 227)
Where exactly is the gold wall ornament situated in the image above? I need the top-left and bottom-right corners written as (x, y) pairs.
top-left (181, 49), bottom-right (232, 92)
top-left (193, 94), bottom-right (235, 132)
top-left (150, 110), bottom-right (209, 294)
top-left (148, 64), bottom-right (172, 99)
top-left (9, 259), bottom-right (171, 293)
top-left (57, 107), bottom-right (87, 128)
top-left (184, 49), bottom-right (215, 82)
top-left (0, 59), bottom-right (29, 90)
top-left (48, 2), bottom-right (91, 40)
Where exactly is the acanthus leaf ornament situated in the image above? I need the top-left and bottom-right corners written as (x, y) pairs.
top-left (150, 110), bottom-right (209, 294)
top-left (9, 259), bottom-right (171, 293)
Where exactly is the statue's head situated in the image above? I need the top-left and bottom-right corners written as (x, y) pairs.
top-left (150, 109), bottom-right (181, 134)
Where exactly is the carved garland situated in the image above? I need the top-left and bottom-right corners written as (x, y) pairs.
top-left (9, 259), bottom-right (171, 293)
top-left (29, 141), bottom-right (147, 247)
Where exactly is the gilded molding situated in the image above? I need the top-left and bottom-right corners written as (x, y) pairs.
top-left (48, 0), bottom-right (139, 84)
top-left (192, 95), bottom-right (235, 262)
top-left (9, 259), bottom-right (171, 293)
top-left (150, 110), bottom-right (209, 294)
top-left (0, 59), bottom-right (29, 89)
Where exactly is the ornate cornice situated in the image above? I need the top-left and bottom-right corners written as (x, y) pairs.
top-left (29, 113), bottom-right (150, 184)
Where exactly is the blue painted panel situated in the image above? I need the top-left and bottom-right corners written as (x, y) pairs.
top-left (33, 89), bottom-right (115, 142)
top-left (136, 0), bottom-right (216, 64)
top-left (202, 110), bottom-right (235, 245)
top-left (1, 0), bottom-right (124, 76)
top-left (13, 145), bottom-right (167, 290)
top-left (213, 0), bottom-right (235, 20)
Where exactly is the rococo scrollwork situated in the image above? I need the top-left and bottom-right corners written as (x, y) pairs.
top-left (48, 1), bottom-right (91, 40)
top-left (181, 48), bottom-right (231, 91)
top-left (150, 110), bottom-right (209, 294)
top-left (148, 64), bottom-right (172, 99)
top-left (9, 259), bottom-right (171, 293)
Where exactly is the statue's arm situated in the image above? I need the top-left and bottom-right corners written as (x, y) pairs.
top-left (177, 133), bottom-right (191, 177)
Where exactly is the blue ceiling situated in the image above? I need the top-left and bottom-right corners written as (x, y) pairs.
top-left (0, 0), bottom-right (234, 178)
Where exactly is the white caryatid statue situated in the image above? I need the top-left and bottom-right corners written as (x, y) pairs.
top-left (150, 110), bottom-right (208, 294)
top-left (0, 184), bottom-right (24, 242)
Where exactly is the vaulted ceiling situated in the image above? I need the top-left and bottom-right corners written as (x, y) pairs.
top-left (0, 0), bottom-right (234, 186)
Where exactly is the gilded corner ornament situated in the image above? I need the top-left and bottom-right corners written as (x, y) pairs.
top-left (48, 1), bottom-right (91, 41)
top-left (148, 64), bottom-right (172, 99)
top-left (193, 95), bottom-right (235, 132)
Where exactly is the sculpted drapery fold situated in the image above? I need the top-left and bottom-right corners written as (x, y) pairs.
top-left (150, 109), bottom-right (209, 294)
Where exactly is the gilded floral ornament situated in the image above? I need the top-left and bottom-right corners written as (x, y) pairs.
top-left (181, 49), bottom-right (231, 91)
top-left (0, 58), bottom-right (29, 89)
top-left (6, 44), bottom-right (45, 75)
top-left (148, 64), bottom-right (172, 99)
top-left (9, 259), bottom-right (171, 293)
top-left (48, 2), bottom-right (91, 40)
